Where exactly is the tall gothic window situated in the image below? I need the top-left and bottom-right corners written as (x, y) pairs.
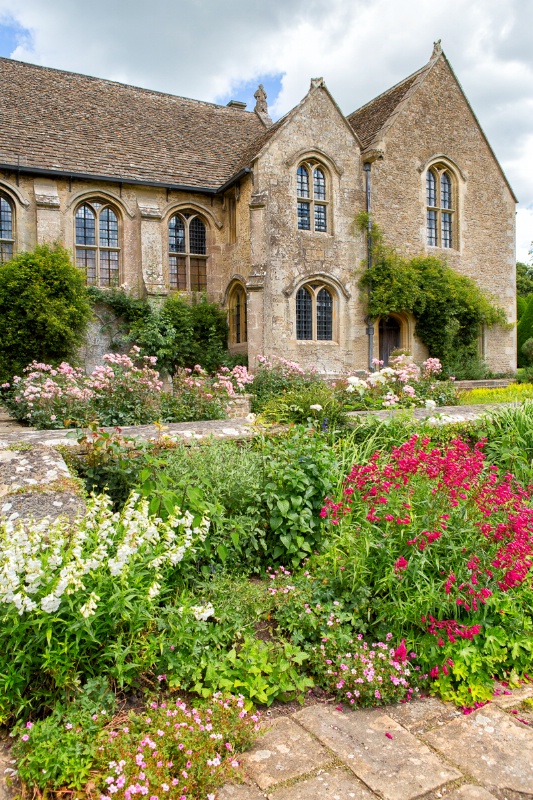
top-left (297, 161), bottom-right (328, 232)
top-left (168, 212), bottom-right (207, 291)
top-left (228, 283), bottom-right (247, 344)
top-left (75, 201), bottom-right (120, 286)
top-left (0, 194), bottom-right (15, 264)
top-left (296, 282), bottom-right (334, 340)
top-left (426, 166), bottom-right (455, 248)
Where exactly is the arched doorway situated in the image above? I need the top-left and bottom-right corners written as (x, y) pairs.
top-left (379, 316), bottom-right (401, 365)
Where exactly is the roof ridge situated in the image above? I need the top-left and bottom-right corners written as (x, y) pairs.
top-left (347, 61), bottom-right (428, 120)
top-left (0, 56), bottom-right (254, 114)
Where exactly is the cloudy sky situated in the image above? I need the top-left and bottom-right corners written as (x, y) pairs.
top-left (0, 0), bottom-right (531, 261)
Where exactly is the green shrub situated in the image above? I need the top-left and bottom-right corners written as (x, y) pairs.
top-left (522, 337), bottom-right (533, 365)
top-left (0, 493), bottom-right (208, 721)
top-left (250, 356), bottom-right (321, 412)
top-left (517, 295), bottom-right (533, 367)
top-left (260, 382), bottom-right (347, 428)
top-left (319, 436), bottom-right (533, 704)
top-left (358, 214), bottom-right (508, 372)
top-left (11, 678), bottom-right (116, 791)
top-left (0, 244), bottom-right (92, 382)
top-left (256, 427), bottom-right (337, 566)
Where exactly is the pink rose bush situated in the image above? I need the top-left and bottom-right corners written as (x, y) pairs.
top-left (336, 355), bottom-right (458, 410)
top-left (2, 352), bottom-right (255, 429)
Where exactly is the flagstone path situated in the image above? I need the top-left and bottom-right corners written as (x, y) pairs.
top-left (219, 687), bottom-right (533, 800)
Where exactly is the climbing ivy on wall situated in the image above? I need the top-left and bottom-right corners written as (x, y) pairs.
top-left (356, 213), bottom-right (508, 373)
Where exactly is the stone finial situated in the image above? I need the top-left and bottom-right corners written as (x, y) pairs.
top-left (254, 84), bottom-right (268, 114)
top-left (432, 39), bottom-right (442, 58)
top-left (310, 77), bottom-right (325, 89)
top-left (254, 84), bottom-right (272, 126)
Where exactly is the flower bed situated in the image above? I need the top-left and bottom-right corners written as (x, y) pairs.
top-left (336, 355), bottom-right (458, 410)
top-left (1, 351), bottom-right (254, 428)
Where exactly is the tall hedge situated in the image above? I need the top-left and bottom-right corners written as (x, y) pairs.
top-left (0, 244), bottom-right (92, 382)
top-left (517, 295), bottom-right (533, 367)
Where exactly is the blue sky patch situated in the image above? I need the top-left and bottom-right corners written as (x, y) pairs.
top-left (217, 73), bottom-right (284, 120)
top-left (0, 19), bottom-right (30, 58)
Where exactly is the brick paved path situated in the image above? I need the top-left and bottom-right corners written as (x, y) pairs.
top-left (220, 686), bottom-right (533, 800)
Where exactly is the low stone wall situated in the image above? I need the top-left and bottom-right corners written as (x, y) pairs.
top-left (0, 445), bottom-right (85, 529)
top-left (225, 394), bottom-right (252, 419)
top-left (454, 379), bottom-right (513, 390)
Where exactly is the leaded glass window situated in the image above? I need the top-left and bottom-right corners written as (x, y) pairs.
top-left (296, 282), bottom-right (335, 341)
top-left (0, 195), bottom-right (15, 264)
top-left (75, 201), bottom-right (120, 286)
top-left (316, 287), bottom-right (333, 340)
top-left (297, 161), bottom-right (328, 232)
top-left (168, 212), bottom-right (207, 291)
top-left (426, 166), bottom-right (455, 248)
top-left (296, 286), bottom-right (313, 339)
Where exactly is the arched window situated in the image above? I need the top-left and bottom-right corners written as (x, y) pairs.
top-left (296, 282), bottom-right (334, 341)
top-left (0, 194), bottom-right (15, 264)
top-left (297, 161), bottom-right (328, 232)
top-left (228, 283), bottom-right (247, 344)
top-left (75, 201), bottom-right (120, 286)
top-left (426, 166), bottom-right (455, 248)
top-left (168, 212), bottom-right (207, 291)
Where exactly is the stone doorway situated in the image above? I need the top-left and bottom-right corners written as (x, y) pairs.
top-left (379, 316), bottom-right (401, 365)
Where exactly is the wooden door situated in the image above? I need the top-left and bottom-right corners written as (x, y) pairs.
top-left (379, 317), bottom-right (401, 365)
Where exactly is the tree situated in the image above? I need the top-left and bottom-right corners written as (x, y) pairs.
top-left (516, 261), bottom-right (533, 298)
top-left (0, 244), bottom-right (92, 382)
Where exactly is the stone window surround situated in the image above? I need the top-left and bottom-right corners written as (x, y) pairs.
top-left (227, 280), bottom-right (248, 345)
top-left (74, 198), bottom-right (122, 287)
top-left (424, 158), bottom-right (459, 251)
top-left (294, 279), bottom-right (338, 343)
top-left (296, 158), bottom-right (330, 234)
top-left (167, 209), bottom-right (209, 292)
top-left (0, 190), bottom-right (15, 264)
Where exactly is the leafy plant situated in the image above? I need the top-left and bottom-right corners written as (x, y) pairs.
top-left (0, 244), bottom-right (92, 383)
top-left (357, 213), bottom-right (508, 373)
top-left (250, 356), bottom-right (321, 412)
top-left (256, 427), bottom-right (337, 565)
top-left (0, 493), bottom-right (208, 720)
top-left (11, 678), bottom-right (116, 791)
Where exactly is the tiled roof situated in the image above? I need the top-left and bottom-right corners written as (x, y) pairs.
top-left (347, 69), bottom-right (424, 150)
top-left (0, 58), bottom-right (267, 191)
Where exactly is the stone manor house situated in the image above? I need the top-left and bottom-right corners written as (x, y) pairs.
top-left (0, 43), bottom-right (517, 373)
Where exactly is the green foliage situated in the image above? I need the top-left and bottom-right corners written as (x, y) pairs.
top-left (136, 439), bottom-right (268, 571)
top-left (357, 214), bottom-right (508, 373)
top-left (249, 357), bottom-right (321, 412)
top-left (523, 337), bottom-right (533, 366)
top-left (12, 678), bottom-right (116, 791)
top-left (517, 294), bottom-right (533, 367)
top-left (259, 383), bottom-right (347, 429)
top-left (256, 427), bottom-right (337, 566)
top-left (516, 261), bottom-right (533, 298)
top-left (460, 382), bottom-right (533, 406)
top-left (517, 294), bottom-right (529, 321)
top-left (0, 244), bottom-right (92, 382)
top-left (89, 288), bottom-right (230, 374)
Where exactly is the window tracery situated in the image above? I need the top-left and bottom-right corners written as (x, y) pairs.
top-left (168, 212), bottom-right (207, 291)
top-left (297, 161), bottom-right (328, 232)
top-left (0, 194), bottom-right (15, 264)
top-left (75, 201), bottom-right (120, 286)
top-left (426, 165), bottom-right (456, 248)
top-left (296, 281), bottom-right (334, 340)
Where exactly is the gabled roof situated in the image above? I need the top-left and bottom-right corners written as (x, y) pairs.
top-left (347, 65), bottom-right (429, 150)
top-left (347, 45), bottom-right (517, 202)
top-left (0, 57), bottom-right (266, 191)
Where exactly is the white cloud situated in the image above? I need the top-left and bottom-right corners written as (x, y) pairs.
top-left (0, 0), bottom-right (532, 249)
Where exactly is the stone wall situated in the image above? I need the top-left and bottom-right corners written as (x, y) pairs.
top-left (368, 55), bottom-right (516, 373)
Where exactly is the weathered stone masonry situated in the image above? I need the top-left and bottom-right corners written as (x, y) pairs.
top-left (0, 42), bottom-right (517, 374)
